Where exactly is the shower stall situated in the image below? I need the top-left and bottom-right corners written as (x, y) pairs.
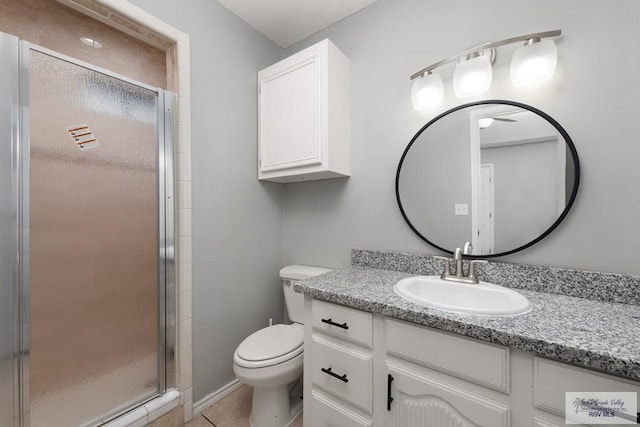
top-left (0, 32), bottom-right (176, 426)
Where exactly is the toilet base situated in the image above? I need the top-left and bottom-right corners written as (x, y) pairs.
top-left (249, 385), bottom-right (302, 427)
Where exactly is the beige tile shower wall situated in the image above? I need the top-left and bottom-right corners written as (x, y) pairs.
top-left (0, 0), bottom-right (167, 89)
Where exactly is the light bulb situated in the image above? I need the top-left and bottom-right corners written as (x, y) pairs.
top-left (510, 39), bottom-right (557, 87)
top-left (411, 72), bottom-right (444, 110)
top-left (453, 54), bottom-right (492, 98)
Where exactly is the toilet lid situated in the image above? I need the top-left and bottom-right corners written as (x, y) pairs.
top-left (237, 324), bottom-right (303, 362)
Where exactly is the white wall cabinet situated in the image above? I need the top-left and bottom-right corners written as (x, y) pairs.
top-left (303, 297), bottom-right (640, 427)
top-left (258, 39), bottom-right (350, 183)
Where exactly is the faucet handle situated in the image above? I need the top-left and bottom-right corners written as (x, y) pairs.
top-left (467, 259), bottom-right (488, 283)
top-left (433, 256), bottom-right (451, 279)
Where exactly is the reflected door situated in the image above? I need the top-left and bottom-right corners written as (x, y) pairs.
top-left (27, 47), bottom-right (162, 427)
top-left (478, 164), bottom-right (494, 254)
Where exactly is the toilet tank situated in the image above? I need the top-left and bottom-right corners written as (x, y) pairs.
top-left (280, 265), bottom-right (330, 324)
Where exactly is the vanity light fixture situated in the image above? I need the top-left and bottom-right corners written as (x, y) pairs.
top-left (453, 51), bottom-right (493, 98)
top-left (410, 30), bottom-right (561, 110)
top-left (411, 71), bottom-right (444, 110)
top-left (511, 38), bottom-right (557, 87)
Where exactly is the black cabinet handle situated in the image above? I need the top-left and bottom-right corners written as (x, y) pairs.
top-left (321, 318), bottom-right (349, 330)
top-left (387, 374), bottom-right (394, 411)
top-left (321, 367), bottom-right (349, 383)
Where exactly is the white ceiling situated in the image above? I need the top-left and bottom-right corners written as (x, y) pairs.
top-left (215, 0), bottom-right (380, 48)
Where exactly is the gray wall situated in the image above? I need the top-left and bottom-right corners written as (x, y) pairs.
top-left (128, 0), bottom-right (284, 402)
top-left (283, 0), bottom-right (640, 276)
top-left (398, 110), bottom-right (472, 249)
top-left (482, 141), bottom-right (559, 252)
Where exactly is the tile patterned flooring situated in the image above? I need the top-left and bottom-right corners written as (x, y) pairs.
top-left (185, 385), bottom-right (303, 427)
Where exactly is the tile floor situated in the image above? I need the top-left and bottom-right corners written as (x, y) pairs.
top-left (185, 385), bottom-right (303, 427)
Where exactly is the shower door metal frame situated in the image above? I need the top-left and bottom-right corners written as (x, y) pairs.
top-left (0, 31), bottom-right (21, 427)
top-left (17, 41), bottom-right (176, 427)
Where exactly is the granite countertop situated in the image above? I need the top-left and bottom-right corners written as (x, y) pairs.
top-left (294, 266), bottom-right (640, 382)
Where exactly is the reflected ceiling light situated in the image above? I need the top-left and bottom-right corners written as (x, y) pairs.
top-left (411, 71), bottom-right (444, 110)
top-left (80, 37), bottom-right (102, 49)
top-left (511, 38), bottom-right (557, 87)
top-left (478, 118), bottom-right (494, 129)
top-left (409, 30), bottom-right (561, 110)
top-left (453, 52), bottom-right (493, 98)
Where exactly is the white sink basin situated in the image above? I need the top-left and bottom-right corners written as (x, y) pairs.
top-left (394, 276), bottom-right (531, 316)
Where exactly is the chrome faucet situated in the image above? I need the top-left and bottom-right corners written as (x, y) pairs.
top-left (434, 244), bottom-right (487, 284)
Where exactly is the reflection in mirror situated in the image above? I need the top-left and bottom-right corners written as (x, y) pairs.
top-left (396, 101), bottom-right (579, 257)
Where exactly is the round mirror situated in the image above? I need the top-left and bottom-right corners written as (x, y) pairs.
top-left (396, 100), bottom-right (580, 258)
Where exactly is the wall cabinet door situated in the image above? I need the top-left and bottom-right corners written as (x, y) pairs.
top-left (260, 54), bottom-right (321, 172)
top-left (385, 361), bottom-right (510, 427)
top-left (258, 39), bottom-right (350, 183)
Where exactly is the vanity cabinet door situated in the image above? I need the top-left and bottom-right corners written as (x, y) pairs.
top-left (533, 357), bottom-right (640, 422)
top-left (386, 361), bottom-right (510, 427)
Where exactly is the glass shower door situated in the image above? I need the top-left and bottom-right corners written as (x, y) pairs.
top-left (25, 46), bottom-right (164, 427)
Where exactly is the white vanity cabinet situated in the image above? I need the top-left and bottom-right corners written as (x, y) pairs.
top-left (303, 298), bottom-right (640, 427)
top-left (303, 298), bottom-right (374, 426)
top-left (258, 39), bottom-right (350, 183)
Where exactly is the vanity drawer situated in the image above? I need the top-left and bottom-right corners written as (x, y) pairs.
top-left (310, 389), bottom-right (373, 427)
top-left (534, 357), bottom-right (640, 417)
top-left (312, 299), bottom-right (372, 348)
top-left (311, 334), bottom-right (373, 414)
top-left (385, 318), bottom-right (510, 393)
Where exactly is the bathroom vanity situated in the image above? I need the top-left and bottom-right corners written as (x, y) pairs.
top-left (296, 251), bottom-right (640, 427)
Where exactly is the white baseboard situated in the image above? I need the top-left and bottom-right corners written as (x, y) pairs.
top-left (192, 379), bottom-right (243, 416)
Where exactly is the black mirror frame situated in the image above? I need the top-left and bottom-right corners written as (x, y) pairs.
top-left (395, 99), bottom-right (581, 258)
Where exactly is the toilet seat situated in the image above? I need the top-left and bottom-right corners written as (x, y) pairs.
top-left (234, 324), bottom-right (303, 369)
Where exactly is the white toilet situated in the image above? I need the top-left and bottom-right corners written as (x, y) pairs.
top-left (233, 265), bottom-right (330, 427)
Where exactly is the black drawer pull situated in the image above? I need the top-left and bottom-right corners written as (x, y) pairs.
top-left (321, 318), bottom-right (349, 330)
top-left (321, 367), bottom-right (349, 383)
top-left (387, 374), bottom-right (394, 411)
